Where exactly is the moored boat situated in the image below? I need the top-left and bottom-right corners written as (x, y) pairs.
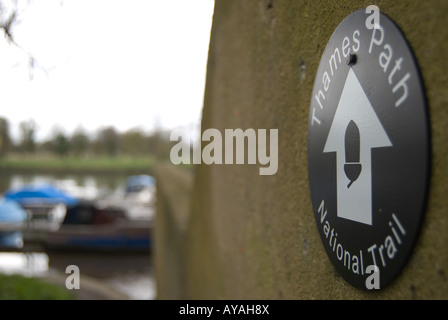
top-left (45, 201), bottom-right (151, 252)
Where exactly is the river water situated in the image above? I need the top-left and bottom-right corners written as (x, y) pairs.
top-left (0, 171), bottom-right (156, 300)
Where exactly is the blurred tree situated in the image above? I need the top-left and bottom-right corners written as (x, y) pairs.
top-left (146, 133), bottom-right (160, 156)
top-left (147, 129), bottom-right (173, 160)
top-left (0, 0), bottom-right (37, 78)
top-left (121, 128), bottom-right (147, 156)
top-left (52, 130), bottom-right (70, 158)
top-left (0, 117), bottom-right (11, 157)
top-left (37, 139), bottom-right (53, 154)
top-left (71, 126), bottom-right (89, 157)
top-left (95, 126), bottom-right (120, 157)
top-left (18, 119), bottom-right (37, 153)
top-left (0, 0), bottom-right (18, 44)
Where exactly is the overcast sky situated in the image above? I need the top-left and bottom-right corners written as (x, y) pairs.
top-left (0, 0), bottom-right (214, 142)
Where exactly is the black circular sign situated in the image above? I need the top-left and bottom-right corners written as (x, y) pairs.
top-left (307, 9), bottom-right (429, 289)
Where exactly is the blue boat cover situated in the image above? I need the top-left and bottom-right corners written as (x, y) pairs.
top-left (4, 184), bottom-right (78, 206)
top-left (126, 175), bottom-right (155, 188)
top-left (126, 175), bottom-right (155, 192)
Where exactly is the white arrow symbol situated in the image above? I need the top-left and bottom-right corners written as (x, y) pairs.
top-left (323, 69), bottom-right (392, 225)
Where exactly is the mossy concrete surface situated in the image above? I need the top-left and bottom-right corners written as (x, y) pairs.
top-left (156, 0), bottom-right (448, 299)
top-left (154, 164), bottom-right (193, 299)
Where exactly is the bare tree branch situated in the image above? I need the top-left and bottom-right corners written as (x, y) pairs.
top-left (0, 0), bottom-right (42, 80)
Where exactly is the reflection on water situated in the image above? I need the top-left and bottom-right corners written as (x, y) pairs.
top-left (2, 172), bottom-right (129, 200)
top-left (48, 252), bottom-right (156, 300)
top-left (0, 252), bottom-right (156, 300)
top-left (0, 171), bottom-right (156, 300)
top-left (107, 272), bottom-right (155, 300)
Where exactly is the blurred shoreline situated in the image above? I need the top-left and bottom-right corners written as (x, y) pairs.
top-left (0, 155), bottom-right (157, 174)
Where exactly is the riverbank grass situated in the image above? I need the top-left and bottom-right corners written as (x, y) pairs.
top-left (0, 155), bottom-right (157, 173)
top-left (0, 273), bottom-right (75, 300)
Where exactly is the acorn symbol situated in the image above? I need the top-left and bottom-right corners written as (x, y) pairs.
top-left (344, 120), bottom-right (362, 188)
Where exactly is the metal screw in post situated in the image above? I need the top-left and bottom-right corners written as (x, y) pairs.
top-left (347, 53), bottom-right (357, 66)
